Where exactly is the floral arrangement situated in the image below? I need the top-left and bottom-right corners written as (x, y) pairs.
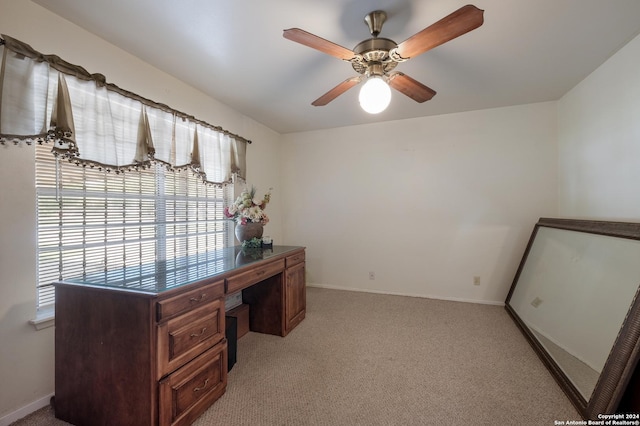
top-left (224, 185), bottom-right (272, 225)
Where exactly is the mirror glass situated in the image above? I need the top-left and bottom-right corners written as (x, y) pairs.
top-left (508, 225), bottom-right (640, 403)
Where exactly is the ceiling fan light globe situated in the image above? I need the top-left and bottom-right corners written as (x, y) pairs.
top-left (359, 76), bottom-right (391, 114)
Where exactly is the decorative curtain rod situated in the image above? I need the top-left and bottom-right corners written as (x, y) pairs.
top-left (0, 34), bottom-right (251, 144)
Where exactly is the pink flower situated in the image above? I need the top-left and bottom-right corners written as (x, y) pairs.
top-left (225, 185), bottom-right (273, 225)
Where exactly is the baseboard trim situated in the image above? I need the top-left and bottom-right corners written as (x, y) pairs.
top-left (306, 283), bottom-right (505, 306)
top-left (0, 393), bottom-right (53, 426)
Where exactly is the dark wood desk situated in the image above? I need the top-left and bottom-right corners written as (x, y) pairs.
top-left (53, 245), bottom-right (306, 426)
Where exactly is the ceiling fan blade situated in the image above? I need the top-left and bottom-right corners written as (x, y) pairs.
top-left (312, 77), bottom-right (362, 106)
top-left (388, 73), bottom-right (436, 103)
top-left (283, 28), bottom-right (356, 61)
top-left (394, 5), bottom-right (484, 60)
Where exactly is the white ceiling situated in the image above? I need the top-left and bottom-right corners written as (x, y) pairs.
top-left (32, 0), bottom-right (640, 134)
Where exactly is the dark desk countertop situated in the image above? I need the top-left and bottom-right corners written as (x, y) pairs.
top-left (55, 245), bottom-right (304, 295)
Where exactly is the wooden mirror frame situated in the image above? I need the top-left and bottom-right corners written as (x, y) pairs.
top-left (505, 218), bottom-right (640, 419)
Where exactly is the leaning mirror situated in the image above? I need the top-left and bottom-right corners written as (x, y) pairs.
top-left (505, 218), bottom-right (640, 419)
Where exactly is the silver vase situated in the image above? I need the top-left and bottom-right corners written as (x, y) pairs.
top-left (234, 221), bottom-right (264, 243)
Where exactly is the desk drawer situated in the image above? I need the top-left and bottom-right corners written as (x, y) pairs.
top-left (157, 280), bottom-right (224, 322)
top-left (226, 259), bottom-right (284, 294)
top-left (286, 251), bottom-right (305, 267)
top-left (159, 340), bottom-right (227, 426)
top-left (157, 299), bottom-right (224, 378)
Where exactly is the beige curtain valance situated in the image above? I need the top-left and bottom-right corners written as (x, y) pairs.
top-left (0, 35), bottom-right (248, 184)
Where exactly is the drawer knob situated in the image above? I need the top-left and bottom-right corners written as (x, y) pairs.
top-left (193, 378), bottom-right (210, 392)
top-left (189, 294), bottom-right (207, 303)
top-left (190, 327), bottom-right (207, 338)
top-left (256, 270), bottom-right (265, 276)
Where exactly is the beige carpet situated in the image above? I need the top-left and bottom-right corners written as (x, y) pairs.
top-left (12, 287), bottom-right (579, 425)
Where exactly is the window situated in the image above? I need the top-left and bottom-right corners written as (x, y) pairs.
top-left (35, 143), bottom-right (232, 309)
top-left (1, 35), bottom-right (249, 315)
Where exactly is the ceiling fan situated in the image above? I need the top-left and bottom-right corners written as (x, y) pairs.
top-left (283, 4), bottom-right (484, 114)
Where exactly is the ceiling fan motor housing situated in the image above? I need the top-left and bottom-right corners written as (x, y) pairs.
top-left (351, 37), bottom-right (398, 75)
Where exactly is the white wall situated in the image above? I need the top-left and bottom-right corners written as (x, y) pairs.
top-left (281, 102), bottom-right (558, 304)
top-left (558, 33), bottom-right (640, 220)
top-left (0, 0), bottom-right (282, 422)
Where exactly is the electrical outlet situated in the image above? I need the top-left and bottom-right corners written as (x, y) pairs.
top-left (473, 276), bottom-right (481, 286)
top-left (369, 271), bottom-right (375, 280)
top-left (531, 297), bottom-right (543, 308)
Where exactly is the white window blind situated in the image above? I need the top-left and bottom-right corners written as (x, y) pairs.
top-left (35, 143), bottom-right (231, 308)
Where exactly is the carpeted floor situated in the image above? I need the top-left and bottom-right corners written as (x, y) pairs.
top-left (11, 287), bottom-right (580, 425)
